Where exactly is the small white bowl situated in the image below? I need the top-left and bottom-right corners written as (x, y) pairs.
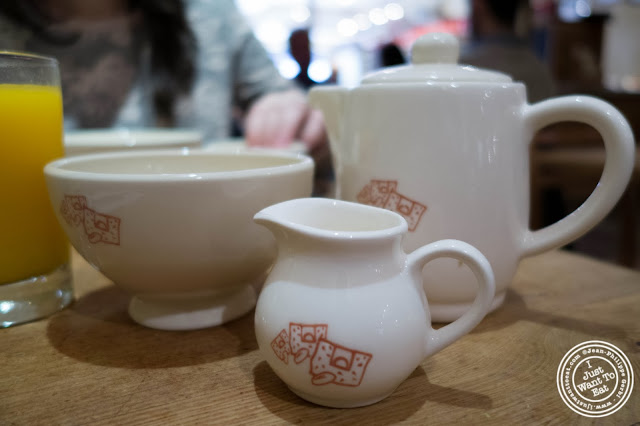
top-left (64, 128), bottom-right (203, 156)
top-left (44, 149), bottom-right (314, 330)
top-left (203, 138), bottom-right (307, 154)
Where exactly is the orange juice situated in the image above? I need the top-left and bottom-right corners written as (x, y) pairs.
top-left (0, 84), bottom-right (69, 284)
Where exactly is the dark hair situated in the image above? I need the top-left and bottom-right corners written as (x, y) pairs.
top-left (136, 0), bottom-right (197, 123)
top-left (483, 0), bottom-right (521, 29)
top-left (380, 43), bottom-right (405, 67)
top-left (0, 0), bottom-right (197, 124)
top-left (288, 28), bottom-right (311, 66)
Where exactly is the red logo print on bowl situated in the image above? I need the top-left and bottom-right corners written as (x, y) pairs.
top-left (60, 195), bottom-right (121, 245)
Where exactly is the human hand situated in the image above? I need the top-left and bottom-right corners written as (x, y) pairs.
top-left (244, 89), bottom-right (327, 152)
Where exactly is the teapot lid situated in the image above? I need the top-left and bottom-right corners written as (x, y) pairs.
top-left (362, 33), bottom-right (512, 84)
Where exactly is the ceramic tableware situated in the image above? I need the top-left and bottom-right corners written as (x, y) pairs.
top-left (44, 149), bottom-right (314, 330)
top-left (254, 198), bottom-right (495, 408)
top-left (203, 138), bottom-right (307, 154)
top-left (64, 128), bottom-right (202, 156)
top-left (309, 33), bottom-right (635, 322)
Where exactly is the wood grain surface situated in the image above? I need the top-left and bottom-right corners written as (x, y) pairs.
top-left (1, 249), bottom-right (639, 425)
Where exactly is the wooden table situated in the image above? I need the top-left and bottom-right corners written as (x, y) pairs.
top-left (2, 250), bottom-right (639, 425)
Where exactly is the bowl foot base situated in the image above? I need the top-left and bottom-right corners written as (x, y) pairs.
top-left (128, 284), bottom-right (257, 330)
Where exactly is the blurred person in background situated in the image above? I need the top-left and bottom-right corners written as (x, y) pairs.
top-left (288, 28), bottom-right (314, 90)
top-left (460, 0), bottom-right (556, 102)
top-left (288, 28), bottom-right (337, 90)
top-left (0, 0), bottom-right (327, 154)
top-left (378, 42), bottom-right (406, 68)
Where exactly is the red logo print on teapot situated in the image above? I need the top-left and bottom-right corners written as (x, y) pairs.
top-left (357, 179), bottom-right (427, 232)
top-left (60, 195), bottom-right (121, 245)
top-left (270, 323), bottom-right (372, 387)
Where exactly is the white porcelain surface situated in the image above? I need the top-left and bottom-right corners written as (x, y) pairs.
top-left (253, 198), bottom-right (495, 408)
top-left (44, 149), bottom-right (314, 330)
top-left (362, 32), bottom-right (511, 84)
top-left (203, 138), bottom-right (307, 154)
top-left (64, 128), bottom-right (203, 156)
top-left (309, 33), bottom-right (636, 322)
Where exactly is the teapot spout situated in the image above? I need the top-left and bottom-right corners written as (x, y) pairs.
top-left (308, 86), bottom-right (346, 149)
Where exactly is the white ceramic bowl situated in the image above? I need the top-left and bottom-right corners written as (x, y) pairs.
top-left (44, 149), bottom-right (314, 330)
top-left (203, 138), bottom-right (307, 154)
top-left (64, 128), bottom-right (203, 156)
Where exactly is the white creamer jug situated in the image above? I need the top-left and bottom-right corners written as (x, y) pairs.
top-left (253, 198), bottom-right (495, 408)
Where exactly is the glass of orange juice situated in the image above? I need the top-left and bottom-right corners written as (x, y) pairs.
top-left (0, 52), bottom-right (72, 327)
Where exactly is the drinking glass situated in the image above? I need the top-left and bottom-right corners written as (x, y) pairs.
top-left (0, 52), bottom-right (72, 327)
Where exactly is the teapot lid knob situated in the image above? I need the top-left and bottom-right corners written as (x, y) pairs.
top-left (411, 33), bottom-right (459, 65)
top-left (361, 32), bottom-right (512, 84)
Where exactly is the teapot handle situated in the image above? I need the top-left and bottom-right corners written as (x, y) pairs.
top-left (406, 239), bottom-right (495, 358)
top-left (521, 96), bottom-right (635, 257)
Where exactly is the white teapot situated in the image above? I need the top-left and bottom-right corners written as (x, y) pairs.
top-left (309, 33), bottom-right (635, 322)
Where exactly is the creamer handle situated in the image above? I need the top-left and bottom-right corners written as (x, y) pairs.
top-left (406, 239), bottom-right (495, 358)
top-left (522, 96), bottom-right (635, 257)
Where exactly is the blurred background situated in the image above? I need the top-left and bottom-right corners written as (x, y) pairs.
top-left (235, 0), bottom-right (637, 89)
top-left (235, 0), bottom-right (640, 270)
top-left (237, 0), bottom-right (469, 87)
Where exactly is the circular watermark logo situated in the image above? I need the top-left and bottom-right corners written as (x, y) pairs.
top-left (557, 340), bottom-right (634, 417)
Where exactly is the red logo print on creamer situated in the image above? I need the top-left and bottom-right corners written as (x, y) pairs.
top-left (290, 323), bottom-right (328, 364)
top-left (271, 329), bottom-right (291, 364)
top-left (357, 179), bottom-right (427, 232)
top-left (310, 338), bottom-right (372, 387)
top-left (60, 195), bottom-right (121, 245)
top-left (270, 322), bottom-right (372, 387)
